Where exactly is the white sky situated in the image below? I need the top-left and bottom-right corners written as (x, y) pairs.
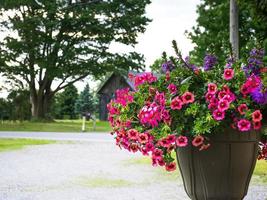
top-left (0, 0), bottom-right (199, 97)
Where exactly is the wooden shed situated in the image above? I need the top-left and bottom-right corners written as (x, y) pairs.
top-left (96, 72), bottom-right (135, 121)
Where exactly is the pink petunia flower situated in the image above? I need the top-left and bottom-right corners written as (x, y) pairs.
top-left (130, 143), bottom-right (139, 153)
top-left (127, 129), bottom-right (139, 140)
top-left (252, 110), bottom-right (262, 122)
top-left (176, 136), bottom-right (188, 147)
top-left (223, 68), bottom-right (234, 80)
top-left (212, 109), bottom-right (225, 121)
top-left (167, 83), bottom-right (177, 95)
top-left (192, 135), bottom-right (204, 147)
top-left (208, 83), bottom-right (217, 94)
top-left (218, 99), bottom-right (230, 111)
top-left (237, 119), bottom-right (251, 132)
top-left (145, 143), bottom-right (155, 152)
top-left (171, 97), bottom-right (183, 110)
top-left (238, 104), bottom-right (248, 115)
top-left (167, 135), bottom-right (176, 144)
top-left (165, 162), bottom-right (177, 172)
top-left (253, 121), bottom-right (262, 130)
top-left (152, 148), bottom-right (163, 159)
top-left (138, 133), bottom-right (149, 144)
top-left (182, 92), bottom-right (195, 104)
top-left (205, 92), bottom-right (215, 102)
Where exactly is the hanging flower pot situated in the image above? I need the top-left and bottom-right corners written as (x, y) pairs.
top-left (108, 41), bottom-right (267, 199)
top-left (176, 130), bottom-right (259, 200)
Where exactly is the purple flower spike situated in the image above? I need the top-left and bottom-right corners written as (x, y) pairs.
top-left (203, 54), bottom-right (217, 71)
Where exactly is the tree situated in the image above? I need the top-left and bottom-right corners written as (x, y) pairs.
top-left (56, 84), bottom-right (78, 119)
top-left (0, 0), bottom-right (151, 120)
top-left (7, 89), bottom-right (31, 121)
top-left (186, 1), bottom-right (267, 65)
top-left (75, 83), bottom-right (96, 117)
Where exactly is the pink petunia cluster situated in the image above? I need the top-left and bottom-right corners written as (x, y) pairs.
top-left (133, 72), bottom-right (157, 87)
top-left (240, 75), bottom-right (261, 95)
top-left (205, 83), bottom-right (235, 121)
top-left (170, 92), bottom-right (195, 110)
top-left (115, 88), bottom-right (134, 106)
top-left (138, 102), bottom-right (162, 127)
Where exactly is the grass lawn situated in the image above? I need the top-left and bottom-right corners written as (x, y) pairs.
top-left (0, 138), bottom-right (55, 152)
top-left (0, 120), bottom-right (111, 132)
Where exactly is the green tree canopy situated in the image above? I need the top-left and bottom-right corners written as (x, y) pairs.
top-left (75, 83), bottom-right (96, 116)
top-left (0, 0), bottom-right (151, 119)
top-left (186, 0), bottom-right (267, 65)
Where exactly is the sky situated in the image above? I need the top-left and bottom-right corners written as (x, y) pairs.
top-left (0, 0), bottom-right (199, 97)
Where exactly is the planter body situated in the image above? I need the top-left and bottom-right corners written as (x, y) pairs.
top-left (175, 130), bottom-right (259, 200)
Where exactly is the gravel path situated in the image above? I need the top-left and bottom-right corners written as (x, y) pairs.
top-left (0, 139), bottom-right (266, 200)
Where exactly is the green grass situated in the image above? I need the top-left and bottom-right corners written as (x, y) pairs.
top-left (76, 176), bottom-right (133, 188)
top-left (0, 120), bottom-right (111, 132)
top-left (0, 138), bottom-right (55, 152)
top-left (253, 160), bottom-right (267, 183)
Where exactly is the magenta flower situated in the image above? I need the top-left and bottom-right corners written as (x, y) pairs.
top-left (152, 148), bottom-right (163, 159)
top-left (212, 109), bottom-right (225, 121)
top-left (238, 104), bottom-right (248, 115)
top-left (138, 133), bottom-right (149, 144)
top-left (237, 119), bottom-right (251, 132)
top-left (205, 92), bottom-right (215, 102)
top-left (223, 68), bottom-right (234, 80)
top-left (182, 92), bottom-right (195, 104)
top-left (176, 136), bottom-right (188, 147)
top-left (130, 143), bottom-right (139, 153)
top-left (218, 99), bottom-right (230, 111)
top-left (165, 162), bottom-right (177, 172)
top-left (145, 143), bottom-right (155, 152)
top-left (167, 83), bottom-right (177, 94)
top-left (127, 129), bottom-right (139, 140)
top-left (192, 135), bottom-right (204, 147)
top-left (208, 83), bottom-right (217, 94)
top-left (167, 135), bottom-right (176, 144)
top-left (252, 110), bottom-right (262, 122)
top-left (253, 121), bottom-right (262, 130)
top-left (155, 92), bottom-right (166, 106)
top-left (170, 97), bottom-right (183, 110)
top-left (138, 103), bottom-right (162, 127)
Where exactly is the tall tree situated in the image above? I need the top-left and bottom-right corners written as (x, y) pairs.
top-left (0, 0), bottom-right (151, 120)
top-left (186, 1), bottom-right (267, 65)
top-left (75, 83), bottom-right (96, 116)
top-left (57, 84), bottom-right (78, 119)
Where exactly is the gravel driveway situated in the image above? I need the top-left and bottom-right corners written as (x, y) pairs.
top-left (0, 139), bottom-right (266, 200)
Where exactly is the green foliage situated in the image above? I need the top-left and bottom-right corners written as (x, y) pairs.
top-left (186, 1), bottom-right (267, 65)
top-left (0, 0), bottom-right (151, 119)
top-left (75, 84), bottom-right (97, 116)
top-left (53, 84), bottom-right (78, 119)
top-left (6, 89), bottom-right (31, 121)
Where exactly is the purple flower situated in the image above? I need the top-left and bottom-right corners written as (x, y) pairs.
top-left (243, 48), bottom-right (265, 76)
top-left (162, 61), bottom-right (175, 73)
top-left (250, 85), bottom-right (267, 105)
top-left (203, 54), bottom-right (217, 71)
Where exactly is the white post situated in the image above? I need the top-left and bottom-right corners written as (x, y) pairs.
top-left (230, 0), bottom-right (239, 59)
top-left (82, 116), bottom-right (86, 132)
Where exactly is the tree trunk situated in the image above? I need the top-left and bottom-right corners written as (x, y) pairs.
top-left (230, 0), bottom-right (239, 59)
top-left (30, 91), bottom-right (53, 120)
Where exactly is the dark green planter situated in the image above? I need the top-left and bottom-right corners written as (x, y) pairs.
top-left (175, 130), bottom-right (260, 200)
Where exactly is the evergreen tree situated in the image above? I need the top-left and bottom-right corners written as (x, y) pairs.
top-left (75, 84), bottom-right (95, 117)
top-left (57, 84), bottom-right (78, 119)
